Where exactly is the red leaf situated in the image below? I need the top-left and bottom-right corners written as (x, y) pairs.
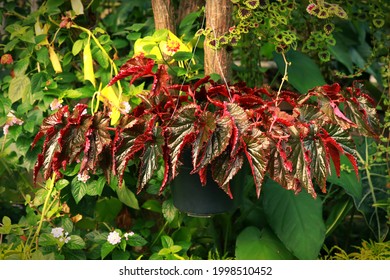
top-left (107, 53), bottom-right (155, 86)
top-left (167, 104), bottom-right (197, 178)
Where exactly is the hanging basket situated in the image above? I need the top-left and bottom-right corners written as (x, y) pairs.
top-left (171, 151), bottom-right (245, 217)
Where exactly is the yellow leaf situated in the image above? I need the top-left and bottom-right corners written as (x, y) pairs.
top-left (71, 0), bottom-right (84, 15)
top-left (83, 36), bottom-right (95, 87)
top-left (99, 86), bottom-right (120, 107)
top-left (110, 108), bottom-right (121, 125)
top-left (48, 45), bottom-right (62, 73)
top-left (34, 19), bottom-right (49, 45)
top-left (99, 86), bottom-right (121, 125)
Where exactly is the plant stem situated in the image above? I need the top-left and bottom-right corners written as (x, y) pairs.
top-left (356, 137), bottom-right (382, 240)
top-left (28, 173), bottom-right (57, 252)
top-left (151, 221), bottom-right (169, 247)
top-left (276, 51), bottom-right (289, 105)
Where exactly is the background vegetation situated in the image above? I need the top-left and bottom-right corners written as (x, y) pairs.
top-left (0, 0), bottom-right (389, 260)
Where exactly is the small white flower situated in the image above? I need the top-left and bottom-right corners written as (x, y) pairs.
top-left (124, 231), bottom-right (135, 240)
top-left (120, 101), bottom-right (131, 114)
top-left (64, 236), bottom-right (71, 243)
top-left (51, 227), bottom-right (64, 238)
top-left (107, 231), bottom-right (121, 245)
top-left (77, 172), bottom-right (90, 183)
top-left (50, 99), bottom-right (63, 110)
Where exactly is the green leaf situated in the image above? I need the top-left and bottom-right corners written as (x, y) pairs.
top-left (161, 235), bottom-right (174, 248)
top-left (31, 72), bottom-right (49, 93)
top-left (13, 57), bottom-right (30, 76)
top-left (2, 216), bottom-right (12, 227)
top-left (71, 177), bottom-right (87, 204)
top-left (32, 188), bottom-right (48, 207)
top-left (67, 235), bottom-right (86, 250)
top-left (93, 47), bottom-right (109, 69)
top-left (55, 179), bottom-right (69, 191)
top-left (95, 197), bottom-right (122, 223)
top-left (274, 50), bottom-right (326, 93)
top-left (0, 216), bottom-right (12, 234)
top-left (172, 51), bottom-right (193, 61)
top-left (86, 176), bottom-right (106, 196)
top-left (236, 226), bottom-right (295, 260)
top-left (162, 199), bottom-right (179, 223)
top-left (142, 199), bottom-right (162, 213)
top-left (61, 217), bottom-right (74, 233)
top-left (112, 249), bottom-right (130, 260)
top-left (116, 186), bottom-right (139, 209)
top-left (8, 75), bottom-right (32, 104)
top-left (61, 89), bottom-right (84, 99)
top-left (126, 234), bottom-right (147, 247)
top-left (72, 40), bottom-right (84, 56)
top-left (327, 155), bottom-right (362, 201)
top-left (38, 233), bottom-right (58, 246)
top-left (101, 242), bottom-right (115, 259)
top-left (262, 180), bottom-right (326, 259)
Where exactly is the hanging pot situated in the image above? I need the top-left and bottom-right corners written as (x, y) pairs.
top-left (171, 150), bottom-right (245, 217)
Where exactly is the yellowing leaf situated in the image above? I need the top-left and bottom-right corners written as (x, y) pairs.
top-left (110, 109), bottom-right (121, 125)
top-left (99, 86), bottom-right (120, 107)
top-left (48, 45), bottom-right (62, 73)
top-left (99, 86), bottom-right (121, 125)
top-left (34, 19), bottom-right (49, 45)
top-left (83, 36), bottom-right (95, 87)
top-left (71, 0), bottom-right (84, 15)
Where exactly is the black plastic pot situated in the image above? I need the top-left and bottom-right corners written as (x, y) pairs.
top-left (171, 151), bottom-right (245, 217)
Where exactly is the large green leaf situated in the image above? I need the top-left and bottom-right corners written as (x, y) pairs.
top-left (262, 180), bottom-right (326, 259)
top-left (274, 50), bottom-right (326, 93)
top-left (236, 226), bottom-right (295, 260)
top-left (8, 75), bottom-right (32, 104)
top-left (71, 177), bottom-right (87, 204)
top-left (117, 186), bottom-right (139, 209)
top-left (327, 155), bottom-right (362, 201)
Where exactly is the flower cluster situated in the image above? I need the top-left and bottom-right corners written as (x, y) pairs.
top-left (107, 231), bottom-right (135, 245)
top-left (51, 227), bottom-right (71, 243)
top-left (3, 111), bottom-right (23, 136)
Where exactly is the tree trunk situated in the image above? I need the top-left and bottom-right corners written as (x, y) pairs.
top-left (151, 0), bottom-right (176, 33)
top-left (177, 0), bottom-right (205, 26)
top-left (204, 0), bottom-right (233, 81)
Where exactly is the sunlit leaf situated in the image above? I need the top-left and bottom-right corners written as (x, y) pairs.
top-left (71, 0), bottom-right (84, 15)
top-left (48, 45), bottom-right (62, 73)
top-left (83, 36), bottom-right (95, 87)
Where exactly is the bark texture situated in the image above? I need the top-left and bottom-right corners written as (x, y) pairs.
top-left (151, 0), bottom-right (176, 33)
top-left (204, 0), bottom-right (233, 81)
